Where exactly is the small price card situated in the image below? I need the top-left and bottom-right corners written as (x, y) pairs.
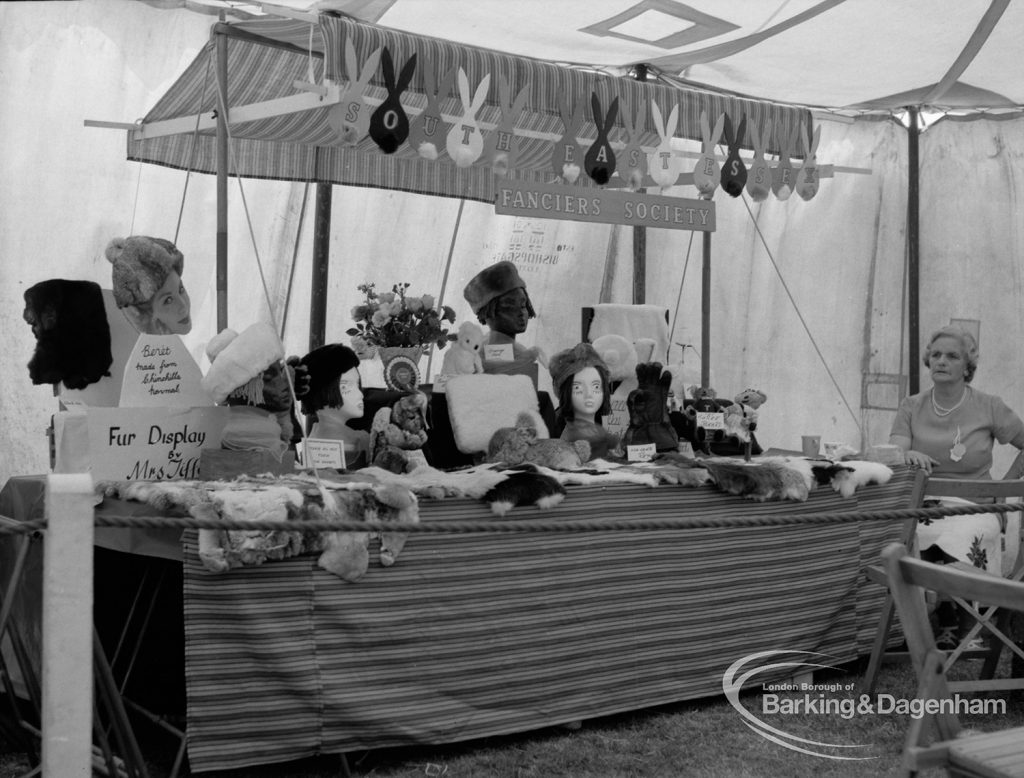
top-left (303, 438), bottom-right (346, 469)
top-left (484, 343), bottom-right (514, 362)
top-left (405, 449), bottom-right (429, 470)
top-left (626, 442), bottom-right (657, 462)
top-left (696, 412), bottom-right (725, 430)
top-left (677, 440), bottom-right (695, 457)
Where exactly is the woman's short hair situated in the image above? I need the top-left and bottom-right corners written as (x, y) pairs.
top-left (922, 325), bottom-right (979, 383)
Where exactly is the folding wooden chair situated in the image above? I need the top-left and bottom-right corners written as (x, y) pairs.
top-left (882, 542), bottom-right (1024, 778)
top-left (863, 463), bottom-right (1024, 695)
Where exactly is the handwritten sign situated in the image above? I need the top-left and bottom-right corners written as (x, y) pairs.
top-left (626, 442), bottom-right (657, 462)
top-left (302, 438), bottom-right (346, 469)
top-left (87, 406), bottom-right (229, 480)
top-left (484, 343), bottom-right (514, 362)
top-left (120, 334), bottom-right (211, 408)
top-left (495, 180), bottom-right (715, 232)
top-left (696, 412), bottom-right (725, 430)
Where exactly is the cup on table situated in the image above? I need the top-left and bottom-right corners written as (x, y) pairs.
top-left (801, 435), bottom-right (821, 457)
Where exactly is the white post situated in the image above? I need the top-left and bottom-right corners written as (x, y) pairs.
top-left (42, 473), bottom-right (94, 777)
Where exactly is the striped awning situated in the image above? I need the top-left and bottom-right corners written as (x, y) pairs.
top-left (128, 15), bottom-right (812, 203)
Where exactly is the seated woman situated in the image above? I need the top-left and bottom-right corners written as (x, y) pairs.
top-left (549, 342), bottom-right (620, 460)
top-left (299, 343), bottom-right (369, 469)
top-left (106, 235), bottom-right (192, 335)
top-left (889, 325), bottom-right (1024, 644)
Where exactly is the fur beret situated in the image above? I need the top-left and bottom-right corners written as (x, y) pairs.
top-left (106, 236), bottom-right (184, 309)
top-left (548, 342), bottom-right (608, 397)
top-left (463, 261), bottom-right (527, 314)
top-left (591, 334), bottom-right (638, 383)
top-left (300, 343), bottom-right (360, 397)
top-left (201, 322), bottom-right (284, 404)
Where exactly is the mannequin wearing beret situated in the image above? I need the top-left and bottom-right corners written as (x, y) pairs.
top-left (300, 344), bottom-right (370, 469)
top-left (550, 343), bottom-right (620, 460)
top-left (463, 261), bottom-right (544, 376)
top-left (106, 236), bottom-right (192, 335)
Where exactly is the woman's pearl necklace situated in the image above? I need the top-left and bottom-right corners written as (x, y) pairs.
top-left (931, 387), bottom-right (968, 417)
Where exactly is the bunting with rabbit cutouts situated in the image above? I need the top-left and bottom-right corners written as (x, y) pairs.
top-left (270, 18), bottom-right (850, 221)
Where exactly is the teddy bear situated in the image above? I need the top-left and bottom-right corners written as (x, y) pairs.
top-left (486, 412), bottom-right (590, 469)
top-left (369, 390), bottom-right (430, 473)
top-left (441, 320), bottom-right (485, 376)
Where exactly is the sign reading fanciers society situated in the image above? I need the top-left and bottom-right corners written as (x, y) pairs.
top-left (494, 180), bottom-right (715, 232)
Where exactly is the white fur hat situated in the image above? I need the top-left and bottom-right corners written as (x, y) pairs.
top-left (201, 322), bottom-right (284, 404)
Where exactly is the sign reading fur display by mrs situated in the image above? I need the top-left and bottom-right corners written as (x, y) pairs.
top-left (495, 180), bottom-right (715, 232)
top-left (120, 334), bottom-right (213, 407)
top-left (87, 406), bottom-right (230, 481)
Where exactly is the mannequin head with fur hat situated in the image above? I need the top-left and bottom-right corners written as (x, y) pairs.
top-left (106, 236), bottom-right (192, 335)
top-left (298, 343), bottom-right (363, 422)
top-left (463, 261), bottom-right (535, 338)
top-left (549, 342), bottom-right (612, 425)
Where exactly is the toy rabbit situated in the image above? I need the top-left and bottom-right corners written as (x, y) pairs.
top-left (441, 320), bottom-right (484, 376)
top-left (368, 47), bottom-right (417, 154)
top-left (795, 123), bottom-right (822, 201)
top-left (616, 99), bottom-right (648, 190)
top-left (550, 97), bottom-right (585, 183)
top-left (483, 76), bottom-right (530, 176)
top-left (445, 67), bottom-right (491, 168)
top-left (584, 93), bottom-right (619, 185)
top-left (407, 65), bottom-right (456, 160)
top-left (647, 101), bottom-right (682, 189)
top-left (772, 123), bottom-right (801, 201)
top-left (327, 35), bottom-right (382, 147)
top-left (720, 113), bottom-right (748, 198)
top-left (692, 109), bottom-right (725, 198)
top-left (745, 121), bottom-right (772, 202)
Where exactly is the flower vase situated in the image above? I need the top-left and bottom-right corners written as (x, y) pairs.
top-left (378, 346), bottom-right (424, 391)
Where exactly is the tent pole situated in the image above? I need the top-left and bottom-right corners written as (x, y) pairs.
top-left (701, 229), bottom-right (711, 388)
top-left (907, 107), bottom-right (921, 395)
top-left (632, 222), bottom-right (646, 304)
top-left (309, 179), bottom-right (332, 352)
top-left (215, 30), bottom-right (229, 331)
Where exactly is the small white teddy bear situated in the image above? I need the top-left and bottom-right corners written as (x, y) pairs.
top-left (441, 320), bottom-right (485, 376)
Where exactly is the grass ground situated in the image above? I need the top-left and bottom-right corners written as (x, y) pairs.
top-left (2, 655), bottom-right (1022, 777)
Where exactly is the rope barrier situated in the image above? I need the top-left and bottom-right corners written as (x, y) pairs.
top-left (1, 500), bottom-right (1018, 537)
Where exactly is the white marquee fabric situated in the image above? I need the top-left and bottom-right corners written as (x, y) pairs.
top-left (1, 0), bottom-right (1022, 489)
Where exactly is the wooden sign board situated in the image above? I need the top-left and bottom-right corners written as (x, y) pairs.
top-left (87, 406), bottom-right (229, 481)
top-left (495, 180), bottom-right (715, 232)
top-left (119, 334), bottom-right (212, 408)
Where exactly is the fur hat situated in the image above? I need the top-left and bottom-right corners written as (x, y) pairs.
top-left (201, 322), bottom-right (284, 404)
top-left (591, 334), bottom-right (638, 384)
top-left (463, 261), bottom-right (527, 314)
top-left (106, 236), bottom-right (184, 309)
top-left (548, 342), bottom-right (608, 397)
top-left (23, 279), bottom-right (112, 390)
top-left (299, 343), bottom-right (360, 414)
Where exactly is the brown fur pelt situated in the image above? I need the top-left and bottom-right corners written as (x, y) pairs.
top-left (23, 279), bottom-right (112, 389)
top-left (487, 412), bottom-right (591, 469)
top-left (701, 457), bottom-right (813, 502)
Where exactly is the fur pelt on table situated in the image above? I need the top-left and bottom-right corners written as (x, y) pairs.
top-left (700, 456), bottom-right (892, 502)
top-left (97, 473), bottom-right (419, 582)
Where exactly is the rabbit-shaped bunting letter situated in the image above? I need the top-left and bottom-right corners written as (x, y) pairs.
top-left (483, 76), bottom-right (529, 176)
top-left (550, 98), bottom-right (585, 183)
top-left (745, 122), bottom-right (771, 202)
top-left (445, 68), bottom-right (491, 168)
top-left (795, 123), bottom-right (822, 201)
top-left (692, 110), bottom-right (725, 198)
top-left (720, 114), bottom-right (747, 198)
top-left (327, 36), bottom-right (382, 147)
top-left (584, 93), bottom-right (619, 185)
top-left (369, 47), bottom-right (417, 154)
top-left (616, 100), bottom-right (648, 190)
top-left (407, 65), bottom-right (456, 161)
top-left (647, 101), bottom-right (681, 189)
top-left (772, 123), bottom-right (801, 201)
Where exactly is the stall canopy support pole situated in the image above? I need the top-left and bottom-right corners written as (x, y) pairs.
top-left (633, 223), bottom-right (646, 304)
top-left (215, 30), bottom-right (229, 331)
top-left (309, 180), bottom-right (332, 352)
top-left (701, 229), bottom-right (711, 388)
top-left (906, 106), bottom-right (921, 395)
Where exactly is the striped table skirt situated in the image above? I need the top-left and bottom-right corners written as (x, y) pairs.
top-left (183, 467), bottom-right (919, 773)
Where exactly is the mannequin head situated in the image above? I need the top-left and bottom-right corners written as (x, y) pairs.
top-left (549, 342), bottom-right (612, 424)
top-left (106, 236), bottom-right (191, 334)
top-left (299, 343), bottom-right (362, 418)
top-left (463, 261), bottom-right (535, 337)
top-left (315, 367), bottom-right (364, 422)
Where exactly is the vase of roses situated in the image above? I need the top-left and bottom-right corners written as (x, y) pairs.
top-left (347, 282), bottom-right (456, 390)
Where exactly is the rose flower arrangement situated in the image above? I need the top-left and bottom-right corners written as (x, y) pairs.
top-left (346, 283), bottom-right (456, 356)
